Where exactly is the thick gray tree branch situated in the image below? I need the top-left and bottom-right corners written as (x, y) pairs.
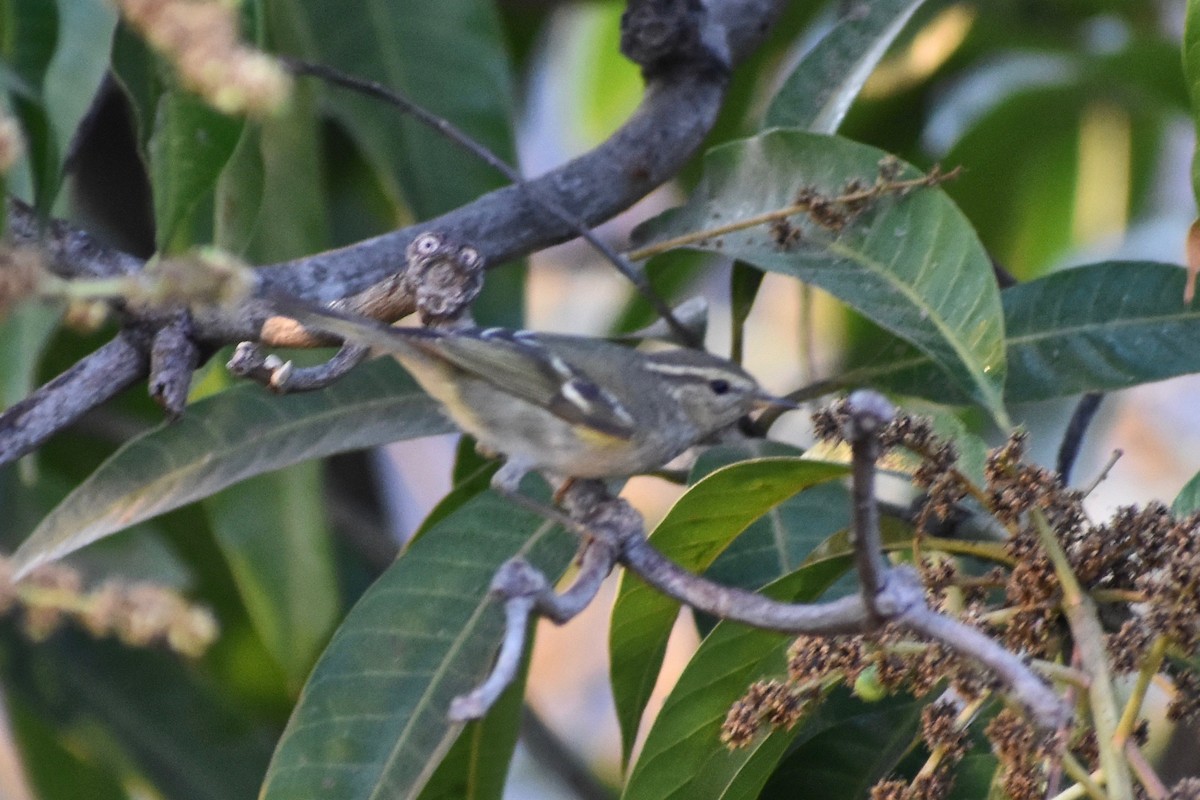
top-left (0, 0), bottom-right (784, 468)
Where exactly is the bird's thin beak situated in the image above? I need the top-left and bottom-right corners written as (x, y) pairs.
top-left (752, 390), bottom-right (798, 410)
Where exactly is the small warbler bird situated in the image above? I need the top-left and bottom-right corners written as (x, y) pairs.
top-left (268, 297), bottom-right (791, 491)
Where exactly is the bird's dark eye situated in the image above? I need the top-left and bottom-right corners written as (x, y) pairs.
top-left (709, 379), bottom-right (731, 395)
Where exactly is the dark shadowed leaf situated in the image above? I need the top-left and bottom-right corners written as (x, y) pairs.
top-left (260, 489), bottom-right (576, 799)
top-left (149, 88), bottom-right (243, 250)
top-left (205, 461), bottom-right (340, 691)
top-left (759, 694), bottom-right (924, 799)
top-left (619, 560), bottom-right (850, 800)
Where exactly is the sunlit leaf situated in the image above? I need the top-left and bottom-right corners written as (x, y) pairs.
top-left (846, 262), bottom-right (1200, 404)
top-left (12, 360), bottom-right (452, 576)
top-left (632, 130), bottom-right (1008, 426)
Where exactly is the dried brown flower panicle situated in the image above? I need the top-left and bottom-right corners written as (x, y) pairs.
top-left (117, 0), bottom-right (291, 116)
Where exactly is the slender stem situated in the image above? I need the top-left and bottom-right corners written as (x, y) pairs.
top-left (1123, 741), bottom-right (1166, 799)
top-left (1060, 754), bottom-right (1110, 800)
top-left (921, 537), bottom-right (1015, 565)
top-left (1030, 659), bottom-right (1092, 690)
top-left (1031, 509), bottom-right (1133, 800)
top-left (1113, 636), bottom-right (1167, 747)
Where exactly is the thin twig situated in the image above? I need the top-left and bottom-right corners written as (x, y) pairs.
top-left (1060, 753), bottom-right (1110, 800)
top-left (1081, 450), bottom-right (1123, 498)
top-left (624, 168), bottom-right (961, 263)
top-left (281, 57), bottom-right (697, 346)
top-left (1123, 740), bottom-right (1166, 799)
top-left (1113, 636), bottom-right (1166, 749)
top-left (450, 540), bottom-right (617, 720)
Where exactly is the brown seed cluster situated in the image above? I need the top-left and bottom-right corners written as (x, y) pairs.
top-left (117, 0), bottom-right (290, 116)
top-left (0, 557), bottom-right (217, 658)
top-left (744, 398), bottom-right (1200, 788)
top-left (985, 709), bottom-right (1055, 800)
top-left (767, 158), bottom-right (959, 252)
top-left (720, 679), bottom-right (810, 748)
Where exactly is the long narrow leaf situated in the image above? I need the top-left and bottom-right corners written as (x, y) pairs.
top-left (12, 360), bottom-right (451, 576)
top-left (260, 490), bottom-right (576, 800)
top-left (765, 0), bottom-right (928, 133)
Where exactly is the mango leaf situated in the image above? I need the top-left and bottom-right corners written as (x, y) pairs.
top-left (149, 88), bottom-right (243, 250)
top-left (3, 628), bottom-right (274, 800)
top-left (415, 643), bottom-right (529, 800)
top-left (12, 360), bottom-right (452, 576)
top-left (759, 695), bottom-right (923, 799)
top-left (0, 303), bottom-right (59, 410)
top-left (205, 461), bottom-right (340, 691)
top-left (41, 0), bottom-right (117, 171)
top-left (765, 0), bottom-right (928, 133)
top-left (946, 754), bottom-right (1001, 800)
top-left (620, 559), bottom-right (851, 800)
top-left (270, 0), bottom-right (515, 220)
top-left (1, 0), bottom-right (58, 207)
top-left (609, 457), bottom-right (849, 764)
top-left (845, 262), bottom-right (1200, 405)
top-left (632, 130), bottom-right (1008, 426)
top-left (1174, 468), bottom-right (1200, 516)
top-left (260, 490), bottom-right (577, 800)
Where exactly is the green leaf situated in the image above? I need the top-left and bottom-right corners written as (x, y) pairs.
top-left (946, 753), bottom-right (1000, 800)
top-left (260, 490), bottom-right (577, 799)
top-left (632, 130), bottom-right (1008, 427)
top-left (415, 642), bottom-right (529, 800)
top-left (850, 262), bottom-right (1200, 405)
top-left (1, 0), bottom-right (58, 206)
top-left (764, 0), bottom-right (928, 133)
top-left (609, 457), bottom-right (849, 764)
top-left (270, 0), bottom-right (516, 220)
top-left (703, 480), bottom-right (851, 602)
top-left (215, 82), bottom-right (328, 260)
top-left (42, 0), bottom-right (117, 169)
top-left (759, 695), bottom-right (924, 799)
top-left (9, 695), bottom-right (127, 800)
top-left (12, 360), bottom-right (453, 576)
top-left (620, 560), bottom-right (851, 800)
top-left (1173, 468), bottom-right (1200, 516)
top-left (205, 461), bottom-right (340, 691)
top-left (0, 302), bottom-right (59, 410)
top-left (3, 629), bottom-right (274, 800)
top-left (149, 88), bottom-right (244, 251)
